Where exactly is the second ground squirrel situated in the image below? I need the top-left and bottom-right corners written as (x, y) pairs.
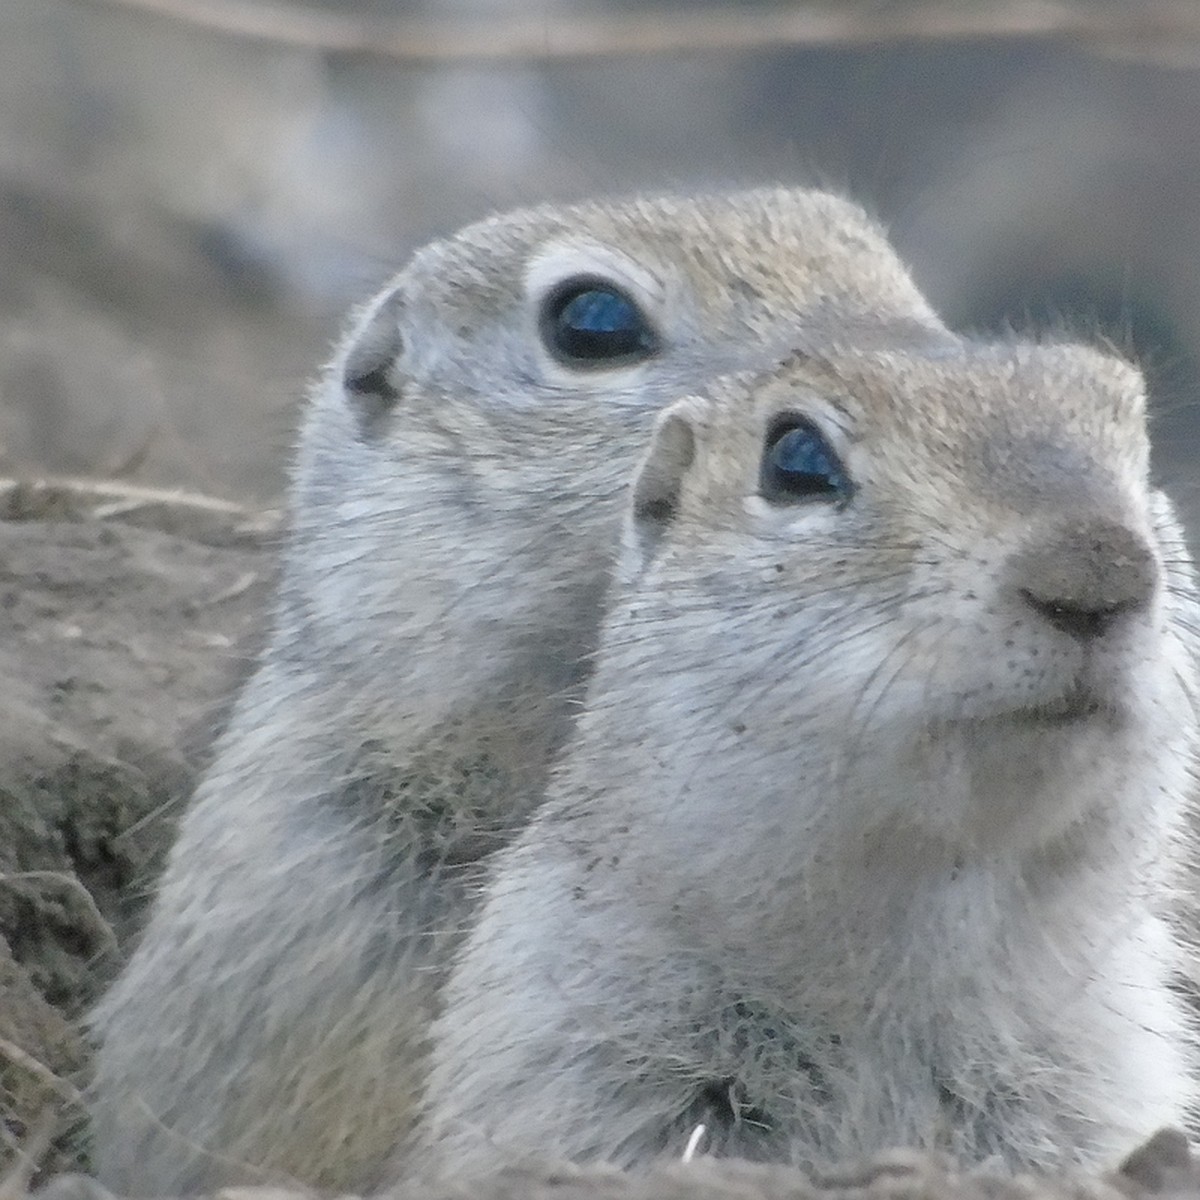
top-left (423, 336), bottom-right (1199, 1175)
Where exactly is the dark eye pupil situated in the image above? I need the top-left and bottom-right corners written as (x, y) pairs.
top-left (761, 419), bottom-right (851, 503)
top-left (543, 281), bottom-right (658, 365)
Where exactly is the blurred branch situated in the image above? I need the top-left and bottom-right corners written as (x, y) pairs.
top-left (66, 0), bottom-right (1200, 65)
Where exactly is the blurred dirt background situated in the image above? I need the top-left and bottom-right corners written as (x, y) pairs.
top-left (3, 0), bottom-right (1200, 1185)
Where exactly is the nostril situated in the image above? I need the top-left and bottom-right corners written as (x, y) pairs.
top-left (1008, 516), bottom-right (1157, 643)
top-left (1018, 589), bottom-right (1139, 641)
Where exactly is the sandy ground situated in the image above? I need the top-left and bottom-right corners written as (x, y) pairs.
top-left (0, 479), bottom-right (278, 1179)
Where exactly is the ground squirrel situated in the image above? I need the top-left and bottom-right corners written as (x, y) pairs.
top-left (422, 334), bottom-right (1199, 1175)
top-left (89, 189), bottom-right (944, 1194)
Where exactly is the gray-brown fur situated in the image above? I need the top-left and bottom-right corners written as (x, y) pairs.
top-left (422, 330), bottom-right (1199, 1173)
top-left (88, 189), bottom-right (944, 1194)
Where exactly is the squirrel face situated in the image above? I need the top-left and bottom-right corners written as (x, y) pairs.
top-left (284, 190), bottom-right (945, 720)
top-left (333, 190), bottom-right (942, 450)
top-left (596, 334), bottom-right (1196, 921)
top-left (360, 190), bottom-right (940, 418)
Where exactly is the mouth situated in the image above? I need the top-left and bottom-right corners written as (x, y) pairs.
top-left (996, 683), bottom-right (1112, 729)
top-left (1007, 699), bottom-right (1102, 728)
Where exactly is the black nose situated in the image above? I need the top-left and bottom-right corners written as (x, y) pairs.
top-left (1009, 517), bottom-right (1157, 642)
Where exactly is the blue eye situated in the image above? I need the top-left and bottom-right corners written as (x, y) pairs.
top-left (541, 278), bottom-right (659, 366)
top-left (760, 416), bottom-right (852, 504)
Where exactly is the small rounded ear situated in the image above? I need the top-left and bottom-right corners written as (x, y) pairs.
top-left (628, 402), bottom-right (698, 568)
top-left (341, 286), bottom-right (405, 430)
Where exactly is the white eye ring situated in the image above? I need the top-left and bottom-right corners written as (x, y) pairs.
top-left (525, 239), bottom-right (666, 319)
top-left (524, 240), bottom-right (669, 396)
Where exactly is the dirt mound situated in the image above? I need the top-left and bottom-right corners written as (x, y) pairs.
top-left (0, 478), bottom-right (277, 1179)
top-left (27, 1130), bottom-right (1200, 1200)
